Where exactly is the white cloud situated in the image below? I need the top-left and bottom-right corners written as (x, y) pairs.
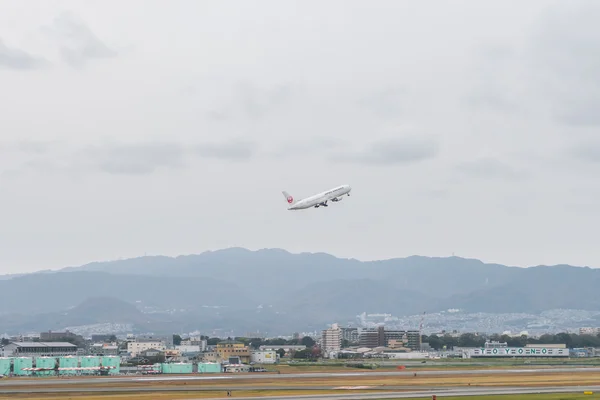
top-left (0, 0), bottom-right (599, 273)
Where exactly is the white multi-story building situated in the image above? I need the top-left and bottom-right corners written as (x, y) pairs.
top-left (127, 340), bottom-right (166, 357)
top-left (176, 345), bottom-right (202, 354)
top-left (181, 337), bottom-right (207, 351)
top-left (321, 323), bottom-right (342, 358)
top-left (250, 350), bottom-right (278, 364)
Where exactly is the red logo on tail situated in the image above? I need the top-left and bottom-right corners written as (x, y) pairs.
top-left (287, 196), bottom-right (293, 204)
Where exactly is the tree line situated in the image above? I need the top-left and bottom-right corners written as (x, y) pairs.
top-left (170, 332), bottom-right (600, 353)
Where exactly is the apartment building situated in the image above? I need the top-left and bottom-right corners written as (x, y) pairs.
top-left (341, 327), bottom-right (359, 343)
top-left (359, 327), bottom-right (421, 350)
top-left (321, 323), bottom-right (342, 357)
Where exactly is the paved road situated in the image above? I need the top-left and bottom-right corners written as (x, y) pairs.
top-left (1, 366), bottom-right (599, 387)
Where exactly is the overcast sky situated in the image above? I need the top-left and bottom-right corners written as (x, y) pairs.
top-left (1, 0), bottom-right (599, 273)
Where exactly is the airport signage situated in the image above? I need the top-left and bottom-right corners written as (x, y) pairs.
top-left (469, 347), bottom-right (568, 357)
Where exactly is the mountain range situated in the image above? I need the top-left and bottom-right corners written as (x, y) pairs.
top-left (1, 248), bottom-right (598, 336)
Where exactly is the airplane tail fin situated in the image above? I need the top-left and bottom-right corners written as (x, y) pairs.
top-left (282, 191), bottom-right (295, 205)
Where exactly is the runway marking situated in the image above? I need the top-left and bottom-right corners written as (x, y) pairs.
top-left (333, 386), bottom-right (373, 389)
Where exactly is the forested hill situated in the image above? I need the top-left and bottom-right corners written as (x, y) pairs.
top-left (0, 248), bottom-right (598, 334)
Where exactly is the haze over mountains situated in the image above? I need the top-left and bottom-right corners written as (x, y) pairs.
top-left (1, 248), bottom-right (598, 335)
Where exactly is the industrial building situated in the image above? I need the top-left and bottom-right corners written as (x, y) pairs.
top-left (34, 357), bottom-right (55, 376)
top-left (0, 356), bottom-right (120, 376)
top-left (0, 358), bottom-right (11, 375)
top-left (160, 362), bottom-right (193, 374)
top-left (40, 330), bottom-right (83, 342)
top-left (138, 362), bottom-right (222, 374)
top-left (250, 350), bottom-right (278, 364)
top-left (197, 362), bottom-right (221, 373)
top-left (2, 342), bottom-right (78, 357)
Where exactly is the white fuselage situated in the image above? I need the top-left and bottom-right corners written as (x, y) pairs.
top-left (288, 184), bottom-right (352, 210)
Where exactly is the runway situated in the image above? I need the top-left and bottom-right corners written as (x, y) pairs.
top-left (1, 366), bottom-right (599, 399)
top-left (0, 385), bottom-right (438, 395)
top-left (1, 366), bottom-right (599, 387)
top-left (177, 386), bottom-right (600, 399)
top-left (2, 385), bottom-right (596, 399)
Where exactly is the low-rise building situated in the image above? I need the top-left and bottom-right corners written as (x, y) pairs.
top-left (224, 363), bottom-right (250, 373)
top-left (164, 349), bottom-right (181, 359)
top-left (259, 345), bottom-right (306, 353)
top-left (134, 334), bottom-right (174, 348)
top-left (181, 337), bottom-right (207, 351)
top-left (91, 334), bottom-right (115, 342)
top-left (176, 345), bottom-right (202, 354)
top-left (40, 330), bottom-right (83, 342)
top-left (128, 340), bottom-right (166, 357)
top-left (201, 351), bottom-right (220, 362)
top-left (216, 340), bottom-right (250, 364)
top-left (250, 350), bottom-right (278, 364)
top-left (2, 342), bottom-right (77, 357)
top-left (89, 343), bottom-right (119, 356)
top-left (141, 348), bottom-right (164, 358)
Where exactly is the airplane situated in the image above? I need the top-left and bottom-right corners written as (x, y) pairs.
top-left (282, 184), bottom-right (352, 210)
